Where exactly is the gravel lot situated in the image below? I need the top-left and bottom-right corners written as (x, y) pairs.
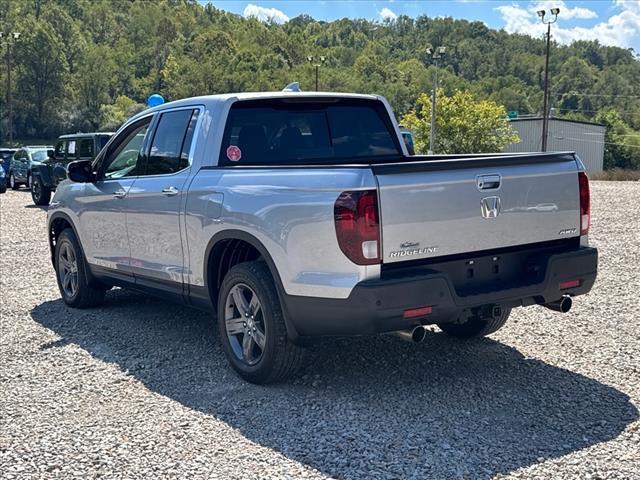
top-left (1, 181), bottom-right (639, 479)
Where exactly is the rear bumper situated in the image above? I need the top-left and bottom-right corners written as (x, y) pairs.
top-left (282, 245), bottom-right (598, 337)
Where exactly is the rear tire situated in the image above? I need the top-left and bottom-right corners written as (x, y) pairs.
top-left (55, 229), bottom-right (106, 308)
top-left (9, 173), bottom-right (19, 190)
top-left (217, 261), bottom-right (305, 384)
top-left (31, 176), bottom-right (51, 205)
top-left (437, 308), bottom-right (511, 338)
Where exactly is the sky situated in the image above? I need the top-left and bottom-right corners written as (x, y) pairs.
top-left (203, 0), bottom-right (640, 51)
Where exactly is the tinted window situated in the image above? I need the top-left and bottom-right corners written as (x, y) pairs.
top-left (145, 109), bottom-right (197, 176)
top-left (54, 141), bottom-right (66, 158)
top-left (97, 136), bottom-right (111, 151)
top-left (78, 139), bottom-right (93, 158)
top-left (103, 120), bottom-right (150, 179)
top-left (220, 99), bottom-right (400, 166)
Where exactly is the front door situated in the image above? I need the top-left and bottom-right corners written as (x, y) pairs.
top-left (77, 117), bottom-right (152, 280)
top-left (126, 108), bottom-right (199, 297)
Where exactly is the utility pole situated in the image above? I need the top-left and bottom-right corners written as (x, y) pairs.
top-left (426, 46), bottom-right (446, 155)
top-left (0, 31), bottom-right (21, 146)
top-left (537, 8), bottom-right (559, 152)
top-left (307, 56), bottom-right (326, 91)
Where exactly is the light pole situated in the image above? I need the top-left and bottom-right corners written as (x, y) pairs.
top-left (307, 55), bottom-right (326, 92)
top-left (537, 7), bottom-right (559, 152)
top-left (0, 31), bottom-right (21, 146)
top-left (426, 46), bottom-right (445, 155)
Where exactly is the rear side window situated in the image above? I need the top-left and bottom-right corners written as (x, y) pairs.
top-left (145, 109), bottom-right (198, 176)
top-left (219, 98), bottom-right (401, 166)
top-left (67, 140), bottom-right (77, 160)
top-left (78, 139), bottom-right (93, 158)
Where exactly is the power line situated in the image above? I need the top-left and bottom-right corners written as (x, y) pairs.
top-left (556, 107), bottom-right (639, 115)
top-left (559, 136), bottom-right (640, 149)
top-left (551, 92), bottom-right (640, 98)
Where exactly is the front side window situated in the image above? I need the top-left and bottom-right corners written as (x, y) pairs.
top-left (54, 141), bottom-right (66, 159)
top-left (220, 99), bottom-right (401, 166)
top-left (145, 109), bottom-right (198, 176)
top-left (103, 119), bottom-right (151, 179)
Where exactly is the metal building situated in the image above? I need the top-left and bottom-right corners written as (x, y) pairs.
top-left (505, 117), bottom-right (605, 172)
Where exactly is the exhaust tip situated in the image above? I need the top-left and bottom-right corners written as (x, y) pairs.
top-left (411, 326), bottom-right (427, 343)
top-left (559, 296), bottom-right (572, 313)
top-left (544, 295), bottom-right (572, 313)
top-left (393, 326), bottom-right (427, 343)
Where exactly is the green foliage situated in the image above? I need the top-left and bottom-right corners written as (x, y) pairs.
top-left (595, 109), bottom-right (640, 170)
top-left (0, 0), bottom-right (638, 167)
top-left (402, 89), bottom-right (519, 154)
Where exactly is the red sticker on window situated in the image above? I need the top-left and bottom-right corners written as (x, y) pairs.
top-left (226, 145), bottom-right (242, 162)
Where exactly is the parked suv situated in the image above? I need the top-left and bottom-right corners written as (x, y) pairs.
top-left (0, 165), bottom-right (6, 194)
top-left (8, 146), bottom-right (52, 190)
top-left (48, 92), bottom-right (597, 383)
top-left (0, 148), bottom-right (16, 175)
top-left (31, 133), bottom-right (112, 205)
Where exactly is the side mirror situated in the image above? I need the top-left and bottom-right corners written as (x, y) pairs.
top-left (67, 160), bottom-right (94, 183)
top-left (47, 149), bottom-right (55, 159)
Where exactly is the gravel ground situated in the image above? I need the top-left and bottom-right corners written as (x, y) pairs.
top-left (1, 181), bottom-right (639, 480)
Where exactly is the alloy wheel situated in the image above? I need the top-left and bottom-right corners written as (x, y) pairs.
top-left (224, 283), bottom-right (266, 365)
top-left (32, 179), bottom-right (41, 201)
top-left (58, 243), bottom-right (79, 298)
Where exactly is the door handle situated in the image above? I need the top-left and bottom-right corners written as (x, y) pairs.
top-left (113, 189), bottom-right (127, 199)
top-left (476, 174), bottom-right (501, 190)
top-left (162, 186), bottom-right (179, 196)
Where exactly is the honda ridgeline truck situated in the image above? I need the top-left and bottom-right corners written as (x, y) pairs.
top-left (47, 92), bottom-right (597, 383)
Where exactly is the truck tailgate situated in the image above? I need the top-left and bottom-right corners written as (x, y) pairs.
top-left (373, 154), bottom-right (581, 263)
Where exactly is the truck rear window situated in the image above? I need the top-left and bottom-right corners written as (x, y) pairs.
top-left (219, 98), bottom-right (401, 166)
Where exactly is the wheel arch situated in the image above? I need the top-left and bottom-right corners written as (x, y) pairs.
top-left (48, 211), bottom-right (79, 265)
top-left (49, 211), bottom-right (101, 288)
top-left (203, 230), bottom-right (300, 340)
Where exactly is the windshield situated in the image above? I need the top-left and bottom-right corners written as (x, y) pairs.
top-left (220, 98), bottom-right (401, 166)
top-left (31, 150), bottom-right (49, 162)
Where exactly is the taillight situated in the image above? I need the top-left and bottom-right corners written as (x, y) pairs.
top-left (334, 190), bottom-right (380, 265)
top-left (579, 172), bottom-right (590, 235)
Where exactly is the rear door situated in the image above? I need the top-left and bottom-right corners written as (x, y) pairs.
top-left (126, 107), bottom-right (199, 296)
top-left (374, 155), bottom-right (581, 264)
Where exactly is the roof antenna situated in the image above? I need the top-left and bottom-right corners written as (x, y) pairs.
top-left (282, 82), bottom-right (302, 92)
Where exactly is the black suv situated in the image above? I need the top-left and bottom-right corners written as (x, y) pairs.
top-left (31, 133), bottom-right (112, 205)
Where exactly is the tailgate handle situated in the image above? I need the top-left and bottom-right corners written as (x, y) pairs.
top-left (477, 174), bottom-right (501, 190)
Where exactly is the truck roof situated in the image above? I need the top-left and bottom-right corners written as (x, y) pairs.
top-left (129, 91), bottom-right (382, 124)
top-left (58, 132), bottom-right (114, 139)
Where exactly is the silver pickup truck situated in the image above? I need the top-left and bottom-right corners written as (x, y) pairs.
top-left (47, 92), bottom-right (597, 383)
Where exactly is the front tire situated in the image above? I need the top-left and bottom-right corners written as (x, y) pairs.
top-left (55, 229), bottom-right (106, 308)
top-left (217, 261), bottom-right (305, 384)
top-left (437, 308), bottom-right (511, 338)
top-left (31, 176), bottom-right (51, 205)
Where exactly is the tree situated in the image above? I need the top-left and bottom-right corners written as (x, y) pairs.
top-left (401, 89), bottom-right (519, 154)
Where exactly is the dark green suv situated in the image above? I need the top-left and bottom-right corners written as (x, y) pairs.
top-left (31, 133), bottom-right (112, 205)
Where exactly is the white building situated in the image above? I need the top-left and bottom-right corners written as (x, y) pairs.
top-left (505, 117), bottom-right (605, 172)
